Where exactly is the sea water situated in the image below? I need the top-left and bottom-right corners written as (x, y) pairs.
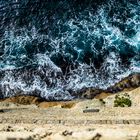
top-left (0, 0), bottom-right (139, 100)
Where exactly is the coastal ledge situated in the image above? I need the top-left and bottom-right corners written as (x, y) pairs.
top-left (0, 73), bottom-right (139, 107)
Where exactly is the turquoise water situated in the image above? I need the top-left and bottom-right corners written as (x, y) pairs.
top-left (0, 0), bottom-right (140, 100)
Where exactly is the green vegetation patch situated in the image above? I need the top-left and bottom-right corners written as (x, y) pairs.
top-left (114, 93), bottom-right (132, 107)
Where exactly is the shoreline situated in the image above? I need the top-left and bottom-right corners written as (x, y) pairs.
top-left (0, 79), bottom-right (140, 139)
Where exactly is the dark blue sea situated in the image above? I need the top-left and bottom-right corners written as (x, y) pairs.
top-left (0, 0), bottom-right (140, 100)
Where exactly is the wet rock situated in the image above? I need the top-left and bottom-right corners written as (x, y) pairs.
top-left (80, 73), bottom-right (140, 100)
top-left (81, 88), bottom-right (104, 99)
top-left (107, 73), bottom-right (140, 93)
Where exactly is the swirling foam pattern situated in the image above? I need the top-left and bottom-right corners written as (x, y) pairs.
top-left (0, 0), bottom-right (139, 100)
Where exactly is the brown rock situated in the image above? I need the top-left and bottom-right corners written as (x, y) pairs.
top-left (81, 88), bottom-right (103, 99)
top-left (1, 95), bottom-right (45, 105)
top-left (38, 101), bottom-right (76, 109)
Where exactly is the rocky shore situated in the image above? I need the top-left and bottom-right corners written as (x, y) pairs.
top-left (0, 74), bottom-right (140, 140)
